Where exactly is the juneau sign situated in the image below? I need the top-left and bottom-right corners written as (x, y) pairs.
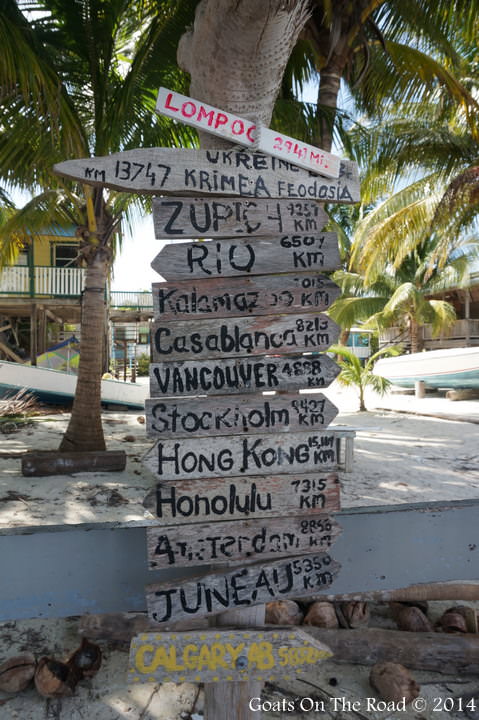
top-left (128, 628), bottom-right (332, 685)
top-left (151, 313), bottom-right (340, 362)
top-left (149, 354), bottom-right (340, 397)
top-left (53, 148), bottom-right (360, 202)
top-left (147, 515), bottom-right (341, 569)
top-left (152, 273), bottom-right (340, 320)
top-left (142, 431), bottom-right (337, 481)
top-left (145, 393), bottom-right (338, 439)
top-left (152, 197), bottom-right (327, 238)
top-left (151, 234), bottom-right (340, 279)
top-left (156, 87), bottom-right (340, 178)
top-left (146, 552), bottom-right (340, 623)
top-left (143, 473), bottom-right (340, 525)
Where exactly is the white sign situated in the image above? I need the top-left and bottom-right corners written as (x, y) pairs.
top-left (156, 87), bottom-right (340, 179)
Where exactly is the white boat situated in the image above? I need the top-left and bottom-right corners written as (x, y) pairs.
top-left (0, 360), bottom-right (148, 409)
top-left (374, 346), bottom-right (479, 389)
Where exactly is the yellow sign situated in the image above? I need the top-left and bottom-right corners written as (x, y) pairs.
top-left (128, 629), bottom-right (332, 684)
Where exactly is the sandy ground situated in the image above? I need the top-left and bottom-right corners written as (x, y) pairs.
top-left (1, 383), bottom-right (479, 718)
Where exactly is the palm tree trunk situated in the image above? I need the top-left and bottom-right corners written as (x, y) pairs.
top-left (178, 3), bottom-right (311, 718)
top-left (409, 317), bottom-right (422, 354)
top-left (315, 65), bottom-right (342, 152)
top-left (59, 246), bottom-right (110, 451)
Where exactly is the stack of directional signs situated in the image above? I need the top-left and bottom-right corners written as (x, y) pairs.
top-left (53, 86), bottom-right (360, 690)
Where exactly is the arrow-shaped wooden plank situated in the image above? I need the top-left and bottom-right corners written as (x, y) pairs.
top-left (53, 148), bottom-right (360, 202)
top-left (145, 392), bottom-right (338, 439)
top-left (143, 473), bottom-right (340, 525)
top-left (151, 233), bottom-right (340, 279)
top-left (151, 313), bottom-right (339, 362)
top-left (152, 273), bottom-right (340, 320)
top-left (128, 627), bottom-right (333, 685)
top-left (146, 552), bottom-right (340, 624)
top-left (129, 629), bottom-right (332, 685)
top-left (149, 354), bottom-right (340, 397)
top-left (146, 514), bottom-right (341, 569)
top-left (142, 431), bottom-right (337, 481)
top-left (156, 87), bottom-right (341, 178)
top-left (152, 197), bottom-right (328, 238)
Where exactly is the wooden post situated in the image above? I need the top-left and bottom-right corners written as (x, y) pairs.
top-left (205, 605), bottom-right (266, 720)
top-left (30, 303), bottom-right (38, 366)
top-left (415, 380), bottom-right (425, 398)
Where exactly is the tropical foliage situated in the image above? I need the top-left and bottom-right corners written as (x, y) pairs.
top-left (329, 344), bottom-right (401, 411)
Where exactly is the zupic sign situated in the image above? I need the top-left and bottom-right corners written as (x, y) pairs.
top-left (128, 628), bottom-right (332, 685)
top-left (156, 87), bottom-right (341, 178)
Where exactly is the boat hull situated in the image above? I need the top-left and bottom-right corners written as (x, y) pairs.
top-left (374, 347), bottom-right (479, 389)
top-left (0, 361), bottom-right (147, 409)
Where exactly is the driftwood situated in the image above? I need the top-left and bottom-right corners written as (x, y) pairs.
top-left (304, 627), bottom-right (479, 675)
top-left (308, 582), bottom-right (479, 603)
top-left (22, 450), bottom-right (126, 477)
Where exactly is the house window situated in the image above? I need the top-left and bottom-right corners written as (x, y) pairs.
top-left (16, 252), bottom-right (29, 266)
top-left (53, 243), bottom-right (79, 267)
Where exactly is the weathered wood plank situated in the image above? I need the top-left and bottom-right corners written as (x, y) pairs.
top-left (142, 431), bottom-right (337, 481)
top-left (151, 314), bottom-right (339, 362)
top-left (145, 393), bottom-right (338, 439)
top-left (152, 273), bottom-right (340, 321)
top-left (151, 234), bottom-right (340, 280)
top-left (146, 553), bottom-right (340, 624)
top-left (146, 515), bottom-right (341, 569)
top-left (149, 354), bottom-right (340, 397)
top-left (152, 197), bottom-right (327, 239)
top-left (53, 149), bottom-right (360, 202)
top-left (143, 473), bottom-right (340, 525)
top-left (156, 87), bottom-right (341, 179)
top-left (128, 627), bottom-right (332, 685)
top-left (21, 450), bottom-right (126, 477)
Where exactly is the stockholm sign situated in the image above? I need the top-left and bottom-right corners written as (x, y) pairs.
top-left (156, 87), bottom-right (341, 178)
top-left (145, 393), bottom-right (338, 439)
top-left (53, 148), bottom-right (360, 202)
top-left (128, 628), bottom-right (332, 685)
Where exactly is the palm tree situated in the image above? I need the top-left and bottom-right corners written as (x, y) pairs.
top-left (330, 234), bottom-right (476, 352)
top-left (328, 344), bottom-right (401, 411)
top-left (0, 0), bottom-right (199, 451)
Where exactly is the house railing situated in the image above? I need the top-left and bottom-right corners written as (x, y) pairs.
top-left (110, 291), bottom-right (153, 310)
top-left (380, 319), bottom-right (479, 350)
top-left (0, 265), bottom-right (86, 298)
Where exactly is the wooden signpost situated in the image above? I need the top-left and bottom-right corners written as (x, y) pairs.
top-left (146, 553), bottom-right (340, 624)
top-left (149, 354), bottom-right (341, 397)
top-left (152, 273), bottom-right (340, 320)
top-left (151, 313), bottom-right (339, 362)
top-left (142, 431), bottom-right (337, 481)
top-left (151, 233), bottom-right (341, 279)
top-left (146, 515), bottom-right (342, 569)
top-left (53, 148), bottom-right (360, 202)
top-left (128, 628), bottom-right (333, 685)
top-left (145, 392), bottom-right (338, 439)
top-left (156, 87), bottom-right (341, 178)
top-left (143, 473), bottom-right (340, 525)
top-left (152, 197), bottom-right (328, 238)
top-left (52, 81), bottom-right (359, 703)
